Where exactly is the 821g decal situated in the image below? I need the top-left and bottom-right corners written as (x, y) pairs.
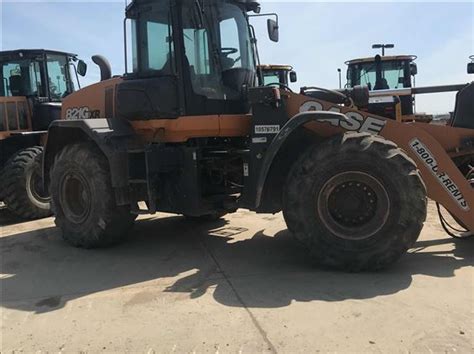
top-left (65, 107), bottom-right (100, 120)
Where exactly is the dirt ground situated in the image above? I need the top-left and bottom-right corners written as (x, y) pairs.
top-left (1, 202), bottom-right (472, 353)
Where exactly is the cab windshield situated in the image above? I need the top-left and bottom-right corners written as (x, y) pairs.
top-left (182, 0), bottom-right (256, 99)
top-left (0, 59), bottom-right (43, 97)
top-left (348, 60), bottom-right (409, 90)
top-left (262, 71), bottom-right (280, 86)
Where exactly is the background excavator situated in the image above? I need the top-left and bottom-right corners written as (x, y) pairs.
top-left (42, 0), bottom-right (473, 271)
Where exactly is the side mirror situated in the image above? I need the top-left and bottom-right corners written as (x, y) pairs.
top-left (267, 19), bottom-right (279, 42)
top-left (77, 60), bottom-right (87, 77)
top-left (289, 71), bottom-right (297, 83)
top-left (410, 63), bottom-right (418, 76)
top-left (468, 63), bottom-right (474, 74)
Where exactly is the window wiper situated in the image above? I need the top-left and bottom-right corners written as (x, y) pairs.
top-left (194, 0), bottom-right (204, 28)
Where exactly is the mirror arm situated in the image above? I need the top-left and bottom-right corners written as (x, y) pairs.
top-left (249, 24), bottom-right (261, 65)
top-left (248, 12), bottom-right (279, 27)
top-left (71, 63), bottom-right (81, 90)
top-left (248, 12), bottom-right (278, 21)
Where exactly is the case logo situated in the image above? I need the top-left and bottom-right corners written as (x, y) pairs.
top-left (299, 101), bottom-right (386, 135)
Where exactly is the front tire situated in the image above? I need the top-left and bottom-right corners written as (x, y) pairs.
top-left (50, 143), bottom-right (136, 248)
top-left (1, 147), bottom-right (51, 219)
top-left (283, 133), bottom-right (427, 271)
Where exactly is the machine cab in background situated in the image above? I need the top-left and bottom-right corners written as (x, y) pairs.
top-left (0, 49), bottom-right (86, 133)
top-left (118, 0), bottom-right (260, 119)
top-left (0, 49), bottom-right (87, 219)
top-left (258, 64), bottom-right (297, 88)
top-left (345, 54), bottom-right (419, 120)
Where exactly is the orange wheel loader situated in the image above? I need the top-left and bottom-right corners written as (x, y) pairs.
top-left (0, 49), bottom-right (87, 219)
top-left (43, 0), bottom-right (473, 271)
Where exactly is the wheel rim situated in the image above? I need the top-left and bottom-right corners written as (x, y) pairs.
top-left (317, 171), bottom-right (390, 240)
top-left (59, 171), bottom-right (92, 224)
top-left (26, 165), bottom-right (50, 207)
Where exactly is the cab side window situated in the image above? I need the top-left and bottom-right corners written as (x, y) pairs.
top-left (2, 63), bottom-right (21, 97)
top-left (46, 55), bottom-right (70, 100)
top-left (220, 18), bottom-right (241, 69)
top-left (144, 20), bottom-right (173, 72)
top-left (183, 28), bottom-right (210, 75)
top-left (134, 4), bottom-right (174, 75)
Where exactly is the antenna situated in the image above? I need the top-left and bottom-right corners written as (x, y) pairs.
top-left (372, 43), bottom-right (394, 56)
top-left (337, 68), bottom-right (342, 89)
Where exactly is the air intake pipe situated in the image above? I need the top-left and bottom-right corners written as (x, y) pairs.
top-left (92, 55), bottom-right (112, 81)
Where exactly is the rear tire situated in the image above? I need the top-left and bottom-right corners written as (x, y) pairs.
top-left (283, 133), bottom-right (427, 271)
top-left (50, 143), bottom-right (136, 248)
top-left (1, 147), bottom-right (51, 219)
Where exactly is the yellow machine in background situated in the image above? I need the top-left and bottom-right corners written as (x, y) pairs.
top-left (258, 64), bottom-right (297, 87)
top-left (345, 51), bottom-right (433, 123)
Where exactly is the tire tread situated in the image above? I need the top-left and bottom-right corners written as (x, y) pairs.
top-left (283, 133), bottom-right (427, 271)
top-left (1, 146), bottom-right (51, 219)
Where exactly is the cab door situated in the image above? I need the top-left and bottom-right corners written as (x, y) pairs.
top-left (116, 0), bottom-right (180, 120)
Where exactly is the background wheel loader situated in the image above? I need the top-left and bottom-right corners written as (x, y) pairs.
top-left (43, 0), bottom-right (473, 271)
top-left (0, 49), bottom-right (87, 219)
top-left (345, 48), bottom-right (433, 123)
top-left (258, 64), bottom-right (297, 88)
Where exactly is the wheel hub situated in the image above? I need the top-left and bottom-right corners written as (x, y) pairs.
top-left (328, 181), bottom-right (378, 227)
top-left (60, 172), bottom-right (92, 224)
top-left (317, 171), bottom-right (390, 240)
top-left (27, 168), bottom-right (50, 204)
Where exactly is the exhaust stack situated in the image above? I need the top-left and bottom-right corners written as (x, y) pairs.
top-left (92, 55), bottom-right (112, 81)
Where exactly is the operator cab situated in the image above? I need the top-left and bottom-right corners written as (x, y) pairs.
top-left (0, 49), bottom-right (87, 132)
top-left (118, 0), bottom-right (265, 118)
top-left (346, 54), bottom-right (417, 118)
top-left (258, 64), bottom-right (297, 88)
top-left (0, 50), bottom-right (85, 101)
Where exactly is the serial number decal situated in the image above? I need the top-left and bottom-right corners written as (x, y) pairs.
top-left (65, 107), bottom-right (101, 120)
top-left (299, 101), bottom-right (386, 135)
top-left (410, 139), bottom-right (469, 211)
top-left (255, 125), bottom-right (280, 134)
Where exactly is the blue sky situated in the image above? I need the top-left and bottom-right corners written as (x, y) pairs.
top-left (1, 0), bottom-right (473, 113)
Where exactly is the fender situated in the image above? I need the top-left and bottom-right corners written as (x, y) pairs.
top-left (44, 118), bottom-right (135, 188)
top-left (255, 111), bottom-right (349, 208)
